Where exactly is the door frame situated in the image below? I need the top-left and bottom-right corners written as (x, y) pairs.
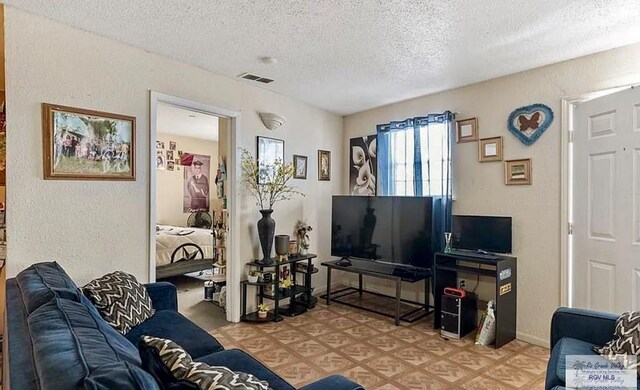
top-left (561, 84), bottom-right (637, 308)
top-left (149, 91), bottom-right (242, 323)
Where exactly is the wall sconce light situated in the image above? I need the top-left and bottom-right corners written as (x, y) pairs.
top-left (259, 112), bottom-right (286, 131)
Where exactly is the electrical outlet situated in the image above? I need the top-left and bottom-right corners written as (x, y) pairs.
top-left (459, 279), bottom-right (466, 290)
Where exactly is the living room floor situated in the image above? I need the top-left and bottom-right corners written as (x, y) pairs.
top-left (212, 301), bottom-right (548, 390)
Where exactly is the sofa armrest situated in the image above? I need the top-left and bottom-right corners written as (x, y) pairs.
top-left (550, 307), bottom-right (617, 349)
top-left (144, 282), bottom-right (178, 311)
top-left (299, 375), bottom-right (364, 390)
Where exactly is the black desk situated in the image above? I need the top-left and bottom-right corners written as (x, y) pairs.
top-left (434, 251), bottom-right (517, 348)
top-left (321, 259), bottom-right (433, 325)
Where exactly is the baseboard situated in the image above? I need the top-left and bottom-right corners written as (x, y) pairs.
top-left (516, 331), bottom-right (548, 348)
top-left (312, 281), bottom-right (343, 296)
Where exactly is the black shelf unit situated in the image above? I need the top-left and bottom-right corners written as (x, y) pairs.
top-left (240, 253), bottom-right (318, 322)
top-left (241, 310), bottom-right (276, 323)
top-left (261, 285), bottom-right (307, 300)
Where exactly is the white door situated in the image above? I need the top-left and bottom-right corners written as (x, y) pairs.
top-left (572, 86), bottom-right (640, 312)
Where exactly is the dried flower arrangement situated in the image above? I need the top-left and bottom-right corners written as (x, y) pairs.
top-left (240, 148), bottom-right (304, 210)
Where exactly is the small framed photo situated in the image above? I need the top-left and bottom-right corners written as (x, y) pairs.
top-left (293, 155), bottom-right (308, 179)
top-left (166, 150), bottom-right (174, 161)
top-left (456, 117), bottom-right (478, 143)
top-left (318, 150), bottom-right (331, 181)
top-left (156, 150), bottom-right (165, 170)
top-left (169, 141), bottom-right (176, 151)
top-left (42, 103), bottom-right (136, 180)
top-left (478, 136), bottom-right (503, 162)
top-left (505, 158), bottom-right (532, 185)
top-left (167, 160), bottom-right (175, 171)
top-left (156, 141), bottom-right (165, 150)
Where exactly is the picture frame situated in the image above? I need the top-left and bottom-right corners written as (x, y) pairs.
top-left (156, 150), bottom-right (165, 170)
top-left (504, 158), bottom-right (532, 185)
top-left (42, 103), bottom-right (136, 180)
top-left (349, 135), bottom-right (377, 195)
top-left (318, 150), bottom-right (331, 181)
top-left (478, 136), bottom-right (503, 162)
top-left (456, 117), bottom-right (478, 143)
top-left (256, 136), bottom-right (285, 184)
top-left (293, 155), bottom-right (308, 179)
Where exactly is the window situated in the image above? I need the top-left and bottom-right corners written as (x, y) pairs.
top-left (386, 122), bottom-right (451, 196)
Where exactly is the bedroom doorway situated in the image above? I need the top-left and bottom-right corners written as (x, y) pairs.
top-left (150, 92), bottom-right (241, 328)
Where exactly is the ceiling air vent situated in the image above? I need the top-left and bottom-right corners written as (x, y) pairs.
top-left (238, 73), bottom-right (274, 84)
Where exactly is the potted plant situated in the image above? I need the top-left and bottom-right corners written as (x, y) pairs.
top-left (257, 303), bottom-right (270, 318)
top-left (280, 276), bottom-right (293, 289)
top-left (294, 220), bottom-right (313, 256)
top-left (241, 149), bottom-right (304, 265)
top-left (247, 270), bottom-right (259, 284)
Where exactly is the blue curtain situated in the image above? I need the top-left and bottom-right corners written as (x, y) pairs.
top-left (376, 111), bottom-right (454, 250)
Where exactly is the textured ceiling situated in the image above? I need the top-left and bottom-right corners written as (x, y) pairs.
top-left (5, 0), bottom-right (640, 115)
top-left (157, 103), bottom-right (219, 142)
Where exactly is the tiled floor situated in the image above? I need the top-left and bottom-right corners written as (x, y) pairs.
top-left (212, 299), bottom-right (549, 389)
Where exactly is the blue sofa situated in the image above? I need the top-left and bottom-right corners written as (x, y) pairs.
top-left (6, 262), bottom-right (363, 390)
top-left (546, 307), bottom-right (639, 390)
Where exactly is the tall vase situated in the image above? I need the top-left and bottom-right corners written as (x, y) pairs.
top-left (257, 209), bottom-right (275, 265)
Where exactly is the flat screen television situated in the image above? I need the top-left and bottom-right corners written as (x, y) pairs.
top-left (331, 196), bottom-right (440, 269)
top-left (451, 215), bottom-right (512, 254)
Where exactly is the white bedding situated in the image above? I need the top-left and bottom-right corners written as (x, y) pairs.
top-left (156, 225), bottom-right (214, 266)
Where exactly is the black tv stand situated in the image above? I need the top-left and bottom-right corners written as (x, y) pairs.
top-left (321, 258), bottom-right (433, 325)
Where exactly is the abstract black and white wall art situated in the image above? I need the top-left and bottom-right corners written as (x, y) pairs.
top-left (349, 135), bottom-right (377, 195)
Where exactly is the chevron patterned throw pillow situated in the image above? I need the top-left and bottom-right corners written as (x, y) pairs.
top-left (141, 336), bottom-right (271, 390)
top-left (182, 361), bottom-right (271, 390)
top-left (142, 336), bottom-right (193, 379)
top-left (83, 271), bottom-right (155, 334)
top-left (594, 311), bottom-right (640, 377)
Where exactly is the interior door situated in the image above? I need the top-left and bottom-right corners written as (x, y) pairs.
top-left (572, 86), bottom-right (640, 312)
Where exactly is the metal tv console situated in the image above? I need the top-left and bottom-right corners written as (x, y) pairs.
top-left (321, 258), bottom-right (433, 325)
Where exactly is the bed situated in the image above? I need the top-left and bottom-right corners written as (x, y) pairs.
top-left (155, 224), bottom-right (215, 279)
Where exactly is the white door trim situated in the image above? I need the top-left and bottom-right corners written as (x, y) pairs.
top-left (149, 91), bottom-right (242, 323)
top-left (561, 84), bottom-right (637, 308)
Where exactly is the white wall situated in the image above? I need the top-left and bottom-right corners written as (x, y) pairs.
top-left (156, 133), bottom-right (219, 226)
top-left (343, 42), bottom-right (640, 345)
top-left (4, 7), bottom-right (343, 290)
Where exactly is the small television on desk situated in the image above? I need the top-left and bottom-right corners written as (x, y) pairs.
top-left (331, 196), bottom-right (441, 270)
top-left (451, 215), bottom-right (512, 254)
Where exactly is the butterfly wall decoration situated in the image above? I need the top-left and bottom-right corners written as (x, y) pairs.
top-left (507, 103), bottom-right (554, 146)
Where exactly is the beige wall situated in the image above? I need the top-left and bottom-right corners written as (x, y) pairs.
top-left (4, 7), bottom-right (344, 290)
top-left (343, 42), bottom-right (640, 345)
top-left (156, 133), bottom-right (219, 226)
